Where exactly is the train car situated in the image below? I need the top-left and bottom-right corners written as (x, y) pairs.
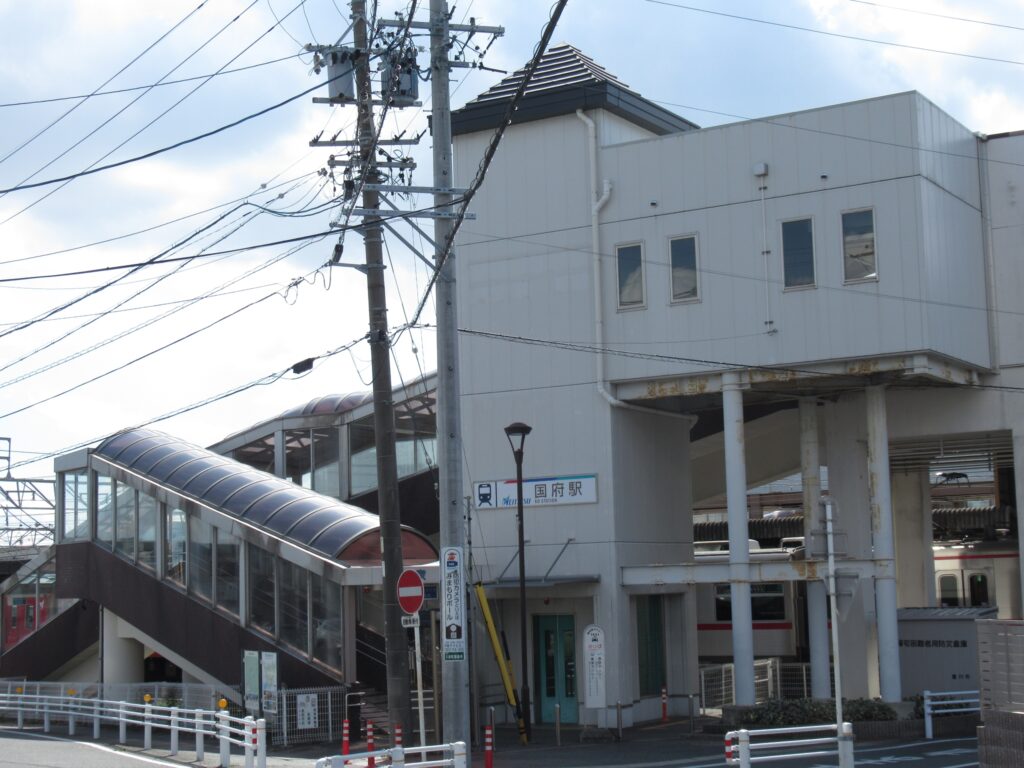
top-left (932, 539), bottom-right (1021, 619)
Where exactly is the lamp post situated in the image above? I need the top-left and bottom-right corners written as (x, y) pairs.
top-left (505, 421), bottom-right (532, 742)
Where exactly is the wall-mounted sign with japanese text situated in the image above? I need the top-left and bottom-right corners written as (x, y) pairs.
top-left (260, 651), bottom-right (278, 715)
top-left (441, 546), bottom-right (465, 661)
top-left (473, 474), bottom-right (597, 509)
top-left (583, 624), bottom-right (606, 707)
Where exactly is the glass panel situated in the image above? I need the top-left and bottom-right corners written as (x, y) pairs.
top-left (249, 546), bottom-right (276, 635)
top-left (563, 628), bottom-right (576, 698)
top-left (137, 493), bottom-right (158, 570)
top-left (3, 574), bottom-right (37, 649)
top-left (968, 574), bottom-right (989, 607)
top-left (350, 420), bottom-right (377, 496)
top-left (62, 471), bottom-right (89, 541)
top-left (115, 483), bottom-right (137, 560)
top-left (636, 595), bottom-right (665, 697)
top-left (38, 559), bottom-right (57, 630)
top-left (939, 574), bottom-right (960, 607)
top-left (617, 244), bottom-right (644, 306)
top-left (670, 236), bottom-right (698, 300)
top-left (714, 584), bottom-right (731, 621)
top-left (782, 218), bottom-right (814, 288)
top-left (165, 507), bottom-right (187, 586)
top-left (232, 436), bottom-right (275, 473)
top-left (751, 583), bottom-right (786, 621)
top-left (216, 529), bottom-right (240, 615)
top-left (312, 574), bottom-right (342, 668)
top-left (285, 429), bottom-right (313, 488)
top-left (279, 559), bottom-right (309, 652)
top-left (842, 209), bottom-right (876, 281)
top-left (545, 630), bottom-right (556, 696)
top-left (96, 475), bottom-right (114, 549)
top-left (312, 428), bottom-right (340, 497)
top-left (188, 516), bottom-right (213, 602)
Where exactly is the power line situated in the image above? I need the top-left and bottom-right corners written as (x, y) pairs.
top-left (644, 0), bottom-right (1024, 67)
top-left (847, 0), bottom-right (1024, 33)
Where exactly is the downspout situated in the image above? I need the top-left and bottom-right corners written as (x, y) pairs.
top-left (976, 132), bottom-right (999, 371)
top-left (576, 108), bottom-right (695, 423)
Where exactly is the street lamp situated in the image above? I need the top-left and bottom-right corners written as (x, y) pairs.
top-left (505, 421), bottom-right (532, 742)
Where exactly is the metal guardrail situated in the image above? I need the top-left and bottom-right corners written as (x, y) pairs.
top-left (0, 690), bottom-right (267, 768)
top-left (315, 741), bottom-right (467, 768)
top-left (923, 689), bottom-right (980, 739)
top-left (724, 722), bottom-right (854, 767)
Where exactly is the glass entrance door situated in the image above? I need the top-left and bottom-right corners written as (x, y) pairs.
top-left (535, 614), bottom-right (578, 723)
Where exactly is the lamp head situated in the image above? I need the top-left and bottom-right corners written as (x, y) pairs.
top-left (504, 421), bottom-right (532, 453)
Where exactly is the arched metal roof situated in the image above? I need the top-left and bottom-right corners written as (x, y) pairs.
top-left (95, 428), bottom-right (435, 565)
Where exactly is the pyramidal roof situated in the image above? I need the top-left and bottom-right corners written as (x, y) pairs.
top-left (452, 43), bottom-right (698, 137)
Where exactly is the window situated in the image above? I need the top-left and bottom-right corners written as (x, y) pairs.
top-left (938, 574), bottom-right (960, 607)
top-left (669, 236), bottom-right (698, 301)
top-left (114, 483), bottom-right (136, 560)
top-left (249, 546), bottom-right (276, 635)
top-left (312, 574), bottom-right (342, 669)
top-left (636, 595), bottom-right (665, 696)
top-left (61, 471), bottom-right (89, 541)
top-left (137, 494), bottom-right (158, 571)
top-left (279, 559), bottom-right (309, 651)
top-left (782, 218), bottom-right (815, 288)
top-left (968, 574), bottom-right (989, 607)
top-left (96, 475), bottom-right (114, 549)
top-left (165, 507), bottom-right (186, 586)
top-left (714, 583), bottom-right (786, 621)
top-left (216, 530), bottom-right (240, 615)
top-left (188, 517), bottom-right (213, 602)
top-left (617, 243), bottom-right (645, 307)
top-left (842, 209), bottom-right (876, 281)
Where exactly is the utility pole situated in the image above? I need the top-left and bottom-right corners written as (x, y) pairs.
top-left (351, 0), bottom-right (411, 735)
top-left (430, 0), bottom-right (469, 749)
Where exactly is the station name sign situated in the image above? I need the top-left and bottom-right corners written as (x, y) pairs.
top-left (473, 474), bottom-right (597, 509)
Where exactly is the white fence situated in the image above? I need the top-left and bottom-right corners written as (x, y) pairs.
top-left (724, 722), bottom-right (854, 767)
top-left (315, 741), bottom-right (467, 768)
top-left (700, 659), bottom-right (780, 708)
top-left (923, 689), bottom-right (980, 739)
top-left (0, 680), bottom-right (219, 710)
top-left (0, 690), bottom-right (267, 768)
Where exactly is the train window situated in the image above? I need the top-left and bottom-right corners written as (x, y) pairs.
top-left (939, 574), bottom-right (960, 607)
top-left (968, 574), bottom-right (989, 607)
top-left (715, 583), bottom-right (786, 621)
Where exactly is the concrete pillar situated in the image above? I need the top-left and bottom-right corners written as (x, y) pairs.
top-left (722, 372), bottom-right (754, 705)
top-left (273, 430), bottom-right (286, 478)
top-left (799, 398), bottom-right (831, 699)
top-left (102, 609), bottom-right (145, 684)
top-left (865, 385), bottom-right (901, 702)
top-left (892, 470), bottom-right (934, 607)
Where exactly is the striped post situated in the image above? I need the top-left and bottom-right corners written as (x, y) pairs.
top-left (484, 725), bottom-right (494, 768)
top-left (661, 686), bottom-right (668, 722)
top-left (367, 721), bottom-right (375, 768)
top-left (724, 730), bottom-right (735, 764)
top-left (342, 718), bottom-right (350, 755)
top-left (394, 722), bottom-right (403, 747)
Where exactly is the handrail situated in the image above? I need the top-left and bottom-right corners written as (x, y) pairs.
top-left (315, 740), bottom-right (467, 768)
top-left (725, 722), bottom-right (854, 767)
top-left (923, 689), bottom-right (980, 739)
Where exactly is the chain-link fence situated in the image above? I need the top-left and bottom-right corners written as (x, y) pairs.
top-left (268, 686), bottom-right (350, 747)
top-left (700, 659), bottom-right (782, 708)
top-left (778, 662), bottom-right (835, 700)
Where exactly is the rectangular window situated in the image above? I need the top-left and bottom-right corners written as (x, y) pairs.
top-left (114, 483), bottom-right (137, 560)
top-left (312, 574), bottom-right (342, 669)
top-left (95, 475), bottom-right (114, 549)
top-left (165, 507), bottom-right (186, 586)
top-left (279, 559), bottom-right (309, 652)
top-left (61, 471), bottom-right (88, 541)
top-left (216, 530), bottom-right (240, 616)
top-left (782, 218), bottom-right (815, 288)
top-left (249, 546), bottom-right (276, 636)
top-left (636, 595), bottom-right (665, 696)
top-left (842, 209), bottom-right (876, 281)
top-left (670, 236), bottom-right (699, 301)
top-left (714, 583), bottom-right (786, 621)
top-left (617, 243), bottom-right (644, 307)
top-left (188, 516), bottom-right (213, 602)
top-left (137, 494), bottom-right (158, 571)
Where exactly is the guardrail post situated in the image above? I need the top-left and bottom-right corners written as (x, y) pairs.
top-left (390, 746), bottom-right (405, 768)
top-left (661, 686), bottom-right (668, 722)
top-left (196, 709), bottom-right (205, 761)
top-left (68, 694), bottom-right (76, 736)
top-left (144, 702), bottom-right (152, 750)
top-left (43, 699), bottom-right (50, 733)
top-left (484, 725), bottom-right (494, 768)
top-left (243, 715), bottom-right (255, 768)
top-left (16, 692), bottom-right (23, 730)
top-left (256, 718), bottom-right (266, 768)
top-left (93, 698), bottom-right (101, 739)
top-left (724, 730), bottom-right (735, 764)
top-left (452, 740), bottom-right (467, 768)
top-left (367, 720), bottom-right (376, 768)
top-left (737, 729), bottom-right (751, 768)
top-left (219, 711), bottom-right (230, 768)
top-left (170, 707), bottom-right (179, 755)
top-left (555, 702), bottom-right (561, 746)
top-left (924, 690), bottom-right (933, 740)
top-left (119, 702), bottom-right (127, 744)
top-left (838, 721), bottom-right (855, 768)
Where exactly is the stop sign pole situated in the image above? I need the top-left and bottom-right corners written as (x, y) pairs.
top-left (399, 569), bottom-right (427, 746)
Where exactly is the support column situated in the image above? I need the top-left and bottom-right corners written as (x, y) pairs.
top-left (102, 610), bottom-right (144, 684)
top-left (892, 470), bottom-right (934, 607)
top-left (799, 398), bottom-right (830, 700)
top-left (865, 385), bottom-right (901, 702)
top-left (722, 372), bottom-right (754, 705)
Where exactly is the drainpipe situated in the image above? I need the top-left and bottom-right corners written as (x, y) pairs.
top-left (575, 108), bottom-right (694, 423)
top-left (976, 132), bottom-right (999, 371)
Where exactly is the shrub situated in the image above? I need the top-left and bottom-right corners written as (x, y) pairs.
top-left (738, 697), bottom-right (897, 727)
top-left (843, 698), bottom-right (897, 722)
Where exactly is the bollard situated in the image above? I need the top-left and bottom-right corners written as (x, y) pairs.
top-left (924, 690), bottom-right (933, 740)
top-left (119, 702), bottom-right (127, 744)
top-left (554, 702), bottom-right (561, 747)
top-left (93, 698), bottom-right (101, 740)
top-left (488, 706), bottom-right (496, 753)
top-left (68, 694), bottom-right (77, 737)
top-left (724, 731), bottom-right (735, 764)
top-left (688, 693), bottom-right (697, 734)
top-left (196, 709), bottom-right (205, 761)
top-left (15, 691), bottom-right (23, 731)
top-left (483, 725), bottom-right (494, 768)
top-left (342, 718), bottom-right (350, 756)
top-left (390, 746), bottom-right (405, 768)
top-left (170, 707), bottom-right (180, 755)
top-left (219, 711), bottom-right (230, 768)
top-left (661, 686), bottom-right (668, 722)
top-left (452, 741), bottom-right (468, 768)
top-left (838, 721), bottom-right (855, 768)
top-left (243, 715), bottom-right (255, 768)
top-left (256, 718), bottom-right (266, 768)
top-left (737, 729), bottom-right (751, 768)
top-left (143, 702), bottom-right (152, 749)
top-left (394, 722), bottom-right (403, 747)
top-left (43, 699), bottom-right (51, 733)
top-left (367, 720), bottom-right (376, 768)
top-left (616, 701), bottom-right (623, 741)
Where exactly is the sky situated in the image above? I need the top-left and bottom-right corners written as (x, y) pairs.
top-left (1, 0), bottom-right (1023, 507)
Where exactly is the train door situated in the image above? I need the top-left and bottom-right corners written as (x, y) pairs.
top-left (535, 615), bottom-right (578, 724)
top-left (966, 570), bottom-right (993, 608)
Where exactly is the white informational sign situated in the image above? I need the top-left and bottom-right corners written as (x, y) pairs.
top-left (261, 651), bottom-right (278, 715)
top-left (441, 546), bottom-right (465, 661)
top-left (402, 614), bottom-right (420, 628)
top-left (583, 624), bottom-right (606, 708)
top-left (473, 474), bottom-right (597, 509)
top-left (296, 693), bottom-right (318, 730)
top-left (243, 650), bottom-right (260, 715)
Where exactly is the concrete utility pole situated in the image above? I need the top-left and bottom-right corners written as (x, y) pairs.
top-left (351, 0), bottom-right (412, 734)
top-left (429, 0), bottom-right (469, 749)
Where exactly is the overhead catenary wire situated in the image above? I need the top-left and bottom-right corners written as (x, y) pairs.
top-left (847, 0), bottom-right (1024, 33)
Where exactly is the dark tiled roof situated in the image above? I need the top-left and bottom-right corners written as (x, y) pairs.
top-left (452, 43), bottom-right (698, 136)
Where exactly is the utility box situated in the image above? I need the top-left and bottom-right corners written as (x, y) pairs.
top-left (898, 606), bottom-right (996, 695)
top-left (381, 50), bottom-right (418, 106)
top-left (326, 49), bottom-right (356, 101)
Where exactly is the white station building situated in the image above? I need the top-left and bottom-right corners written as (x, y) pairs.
top-left (451, 44), bottom-right (1024, 727)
